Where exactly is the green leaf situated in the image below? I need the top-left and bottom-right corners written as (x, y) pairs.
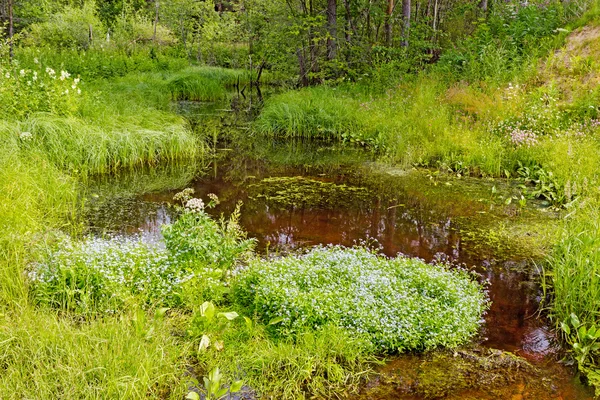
top-left (230, 380), bottom-right (244, 393)
top-left (218, 311), bottom-right (239, 321)
top-left (560, 321), bottom-right (571, 335)
top-left (155, 307), bottom-right (170, 319)
top-left (216, 388), bottom-right (228, 398)
top-left (269, 316), bottom-right (285, 325)
top-left (571, 313), bottom-right (581, 328)
top-left (244, 316), bottom-right (253, 331)
top-left (200, 301), bottom-right (216, 321)
top-left (185, 392), bottom-right (200, 400)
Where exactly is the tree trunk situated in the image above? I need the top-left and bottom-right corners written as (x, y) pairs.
top-left (326, 0), bottom-right (337, 60)
top-left (297, 48), bottom-right (309, 87)
top-left (478, 0), bottom-right (488, 12)
top-left (8, 0), bottom-right (13, 59)
top-left (342, 0), bottom-right (354, 44)
top-left (384, 0), bottom-right (393, 46)
top-left (401, 0), bottom-right (410, 47)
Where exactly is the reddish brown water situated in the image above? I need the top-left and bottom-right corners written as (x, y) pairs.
top-left (85, 154), bottom-right (594, 399)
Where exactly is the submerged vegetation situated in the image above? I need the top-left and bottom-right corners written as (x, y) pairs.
top-left (2, 0), bottom-right (600, 397)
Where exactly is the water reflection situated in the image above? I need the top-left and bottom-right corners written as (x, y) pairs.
top-left (85, 157), bottom-right (557, 361)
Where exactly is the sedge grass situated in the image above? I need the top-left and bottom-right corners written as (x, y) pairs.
top-left (0, 308), bottom-right (191, 399)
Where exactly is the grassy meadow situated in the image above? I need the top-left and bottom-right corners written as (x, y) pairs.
top-left (3, 0), bottom-right (600, 398)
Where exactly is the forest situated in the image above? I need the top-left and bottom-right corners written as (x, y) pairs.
top-left (2, 0), bottom-right (600, 398)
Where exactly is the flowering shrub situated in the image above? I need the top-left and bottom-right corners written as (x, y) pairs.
top-left (162, 190), bottom-right (256, 276)
top-left (234, 246), bottom-right (488, 351)
top-left (0, 60), bottom-right (82, 119)
top-left (29, 194), bottom-right (255, 313)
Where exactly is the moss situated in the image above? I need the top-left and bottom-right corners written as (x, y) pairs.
top-left (360, 347), bottom-right (553, 400)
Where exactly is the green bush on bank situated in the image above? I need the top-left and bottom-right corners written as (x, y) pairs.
top-left (234, 246), bottom-right (488, 351)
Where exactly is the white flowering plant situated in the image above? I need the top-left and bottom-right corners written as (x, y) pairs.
top-left (0, 60), bottom-right (82, 120)
top-left (29, 236), bottom-right (181, 313)
top-left (163, 190), bottom-right (256, 277)
top-left (29, 194), bottom-right (256, 313)
top-left (233, 246), bottom-right (488, 352)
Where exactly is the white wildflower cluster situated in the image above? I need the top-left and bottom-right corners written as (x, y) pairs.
top-left (503, 82), bottom-right (521, 101)
top-left (207, 193), bottom-right (220, 206)
top-left (173, 187), bottom-right (195, 202)
top-left (185, 197), bottom-right (205, 212)
top-left (19, 131), bottom-right (32, 141)
top-left (28, 236), bottom-right (195, 310)
top-left (235, 246), bottom-right (488, 351)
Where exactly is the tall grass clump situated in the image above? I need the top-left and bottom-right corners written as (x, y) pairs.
top-left (167, 67), bottom-right (251, 101)
top-left (0, 309), bottom-right (189, 399)
top-left (543, 205), bottom-right (600, 393)
top-left (234, 245), bottom-right (488, 351)
top-left (10, 113), bottom-right (199, 174)
top-left (255, 87), bottom-right (377, 143)
top-left (0, 127), bottom-right (78, 304)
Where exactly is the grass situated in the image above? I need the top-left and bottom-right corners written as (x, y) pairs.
top-left (254, 86), bottom-right (377, 144)
top-left (0, 308), bottom-right (190, 399)
top-left (167, 67), bottom-right (255, 101)
top-left (196, 323), bottom-right (380, 399)
top-left (4, 3), bottom-right (600, 397)
top-left (8, 113), bottom-right (199, 174)
top-left (542, 205), bottom-right (600, 394)
top-left (0, 53), bottom-right (206, 399)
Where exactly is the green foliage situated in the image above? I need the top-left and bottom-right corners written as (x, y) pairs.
top-left (29, 194), bottom-right (255, 313)
top-left (166, 67), bottom-right (248, 101)
top-left (5, 112), bottom-right (198, 174)
top-left (517, 162), bottom-right (575, 208)
top-left (163, 191), bottom-right (256, 276)
top-left (543, 206), bottom-right (600, 395)
top-left (30, 236), bottom-right (181, 312)
top-left (255, 87), bottom-right (380, 146)
top-left (196, 323), bottom-right (379, 399)
top-left (24, 2), bottom-right (104, 50)
top-left (17, 47), bottom-right (188, 80)
top-left (234, 246), bottom-right (488, 351)
top-left (186, 367), bottom-right (244, 400)
top-left (0, 309), bottom-right (188, 399)
top-left (0, 62), bottom-right (82, 119)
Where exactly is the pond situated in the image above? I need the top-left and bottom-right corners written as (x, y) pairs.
top-left (82, 101), bottom-right (593, 399)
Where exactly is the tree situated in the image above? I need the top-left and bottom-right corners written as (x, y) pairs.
top-left (401, 0), bottom-right (409, 47)
top-left (385, 0), bottom-right (393, 46)
top-left (326, 0), bottom-right (336, 59)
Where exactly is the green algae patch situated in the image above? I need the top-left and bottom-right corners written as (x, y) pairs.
top-left (359, 348), bottom-right (559, 400)
top-left (248, 176), bottom-right (373, 209)
top-left (233, 246), bottom-right (488, 352)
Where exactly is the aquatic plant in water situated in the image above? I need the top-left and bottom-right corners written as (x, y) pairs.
top-left (234, 245), bottom-right (488, 352)
top-left (248, 176), bottom-right (372, 209)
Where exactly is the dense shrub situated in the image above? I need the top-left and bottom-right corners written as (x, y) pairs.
top-left (24, 3), bottom-right (104, 50)
top-left (234, 246), bottom-right (488, 351)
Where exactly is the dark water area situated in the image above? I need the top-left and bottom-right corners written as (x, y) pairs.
top-left (83, 102), bottom-right (594, 399)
